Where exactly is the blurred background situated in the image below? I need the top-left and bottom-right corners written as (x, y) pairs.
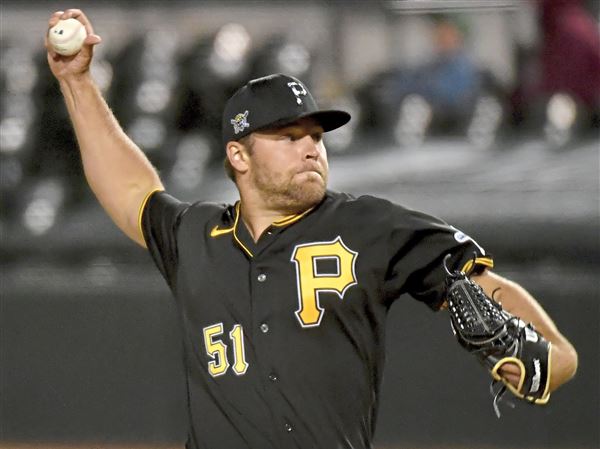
top-left (1, 0), bottom-right (598, 448)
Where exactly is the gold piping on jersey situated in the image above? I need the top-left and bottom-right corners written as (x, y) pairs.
top-left (137, 187), bottom-right (165, 239)
top-left (272, 206), bottom-right (315, 227)
top-left (232, 202), bottom-right (254, 258)
top-left (490, 342), bottom-right (552, 405)
top-left (461, 256), bottom-right (494, 275)
top-left (228, 202), bottom-right (315, 257)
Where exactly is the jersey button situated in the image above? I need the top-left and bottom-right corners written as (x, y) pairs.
top-left (260, 323), bottom-right (269, 333)
top-left (268, 373), bottom-right (278, 382)
top-left (257, 273), bottom-right (267, 282)
top-left (284, 423), bottom-right (293, 432)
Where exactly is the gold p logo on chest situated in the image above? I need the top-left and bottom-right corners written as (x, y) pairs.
top-left (290, 236), bottom-right (358, 327)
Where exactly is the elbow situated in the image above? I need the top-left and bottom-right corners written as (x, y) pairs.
top-left (549, 340), bottom-right (578, 392)
top-left (562, 342), bottom-right (579, 382)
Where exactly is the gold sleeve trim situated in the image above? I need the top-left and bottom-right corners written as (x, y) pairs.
top-left (461, 257), bottom-right (494, 275)
top-left (137, 188), bottom-right (165, 241)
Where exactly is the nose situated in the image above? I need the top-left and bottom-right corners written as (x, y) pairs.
top-left (299, 134), bottom-right (319, 160)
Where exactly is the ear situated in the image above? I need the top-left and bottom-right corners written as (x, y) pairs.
top-left (225, 140), bottom-right (250, 175)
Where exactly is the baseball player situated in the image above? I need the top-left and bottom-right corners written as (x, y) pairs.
top-left (46, 9), bottom-right (578, 449)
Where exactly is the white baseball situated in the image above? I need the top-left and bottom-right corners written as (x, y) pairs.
top-left (48, 18), bottom-right (87, 56)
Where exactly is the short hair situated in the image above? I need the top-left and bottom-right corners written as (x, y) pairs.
top-left (223, 134), bottom-right (254, 182)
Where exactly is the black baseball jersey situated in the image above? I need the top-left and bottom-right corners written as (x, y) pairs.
top-left (141, 189), bottom-right (493, 449)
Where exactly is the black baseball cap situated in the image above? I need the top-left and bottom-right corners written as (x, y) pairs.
top-left (222, 73), bottom-right (351, 146)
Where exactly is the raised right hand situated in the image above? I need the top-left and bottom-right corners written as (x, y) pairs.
top-left (45, 9), bottom-right (102, 81)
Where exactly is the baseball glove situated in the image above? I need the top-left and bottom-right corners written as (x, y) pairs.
top-left (443, 255), bottom-right (551, 417)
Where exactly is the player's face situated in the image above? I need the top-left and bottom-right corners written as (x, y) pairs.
top-left (247, 118), bottom-right (328, 213)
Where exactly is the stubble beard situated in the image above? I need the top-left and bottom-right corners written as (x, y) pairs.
top-left (252, 167), bottom-right (327, 214)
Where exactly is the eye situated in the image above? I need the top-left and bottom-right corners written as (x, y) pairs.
top-left (312, 132), bottom-right (323, 142)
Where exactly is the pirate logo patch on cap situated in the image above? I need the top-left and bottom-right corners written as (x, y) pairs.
top-left (231, 110), bottom-right (250, 134)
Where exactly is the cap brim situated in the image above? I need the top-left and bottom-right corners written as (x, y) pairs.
top-left (302, 109), bottom-right (351, 132)
top-left (256, 109), bottom-right (351, 134)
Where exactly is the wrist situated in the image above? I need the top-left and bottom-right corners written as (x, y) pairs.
top-left (58, 71), bottom-right (95, 90)
top-left (58, 71), bottom-right (102, 115)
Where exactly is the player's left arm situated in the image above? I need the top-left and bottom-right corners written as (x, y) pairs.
top-left (470, 269), bottom-right (578, 392)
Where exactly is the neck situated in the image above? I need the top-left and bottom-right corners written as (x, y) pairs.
top-left (239, 202), bottom-right (284, 242)
top-left (235, 188), bottom-right (285, 241)
top-left (238, 190), bottom-right (316, 242)
top-left (236, 181), bottom-right (324, 242)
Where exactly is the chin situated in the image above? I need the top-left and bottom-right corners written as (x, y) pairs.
top-left (255, 170), bottom-right (327, 213)
top-left (286, 181), bottom-right (326, 212)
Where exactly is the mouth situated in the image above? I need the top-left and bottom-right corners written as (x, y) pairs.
top-left (298, 164), bottom-right (323, 176)
top-left (298, 169), bottom-right (323, 180)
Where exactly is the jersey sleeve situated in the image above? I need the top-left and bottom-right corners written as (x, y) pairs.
top-left (383, 205), bottom-right (493, 310)
top-left (140, 190), bottom-right (191, 289)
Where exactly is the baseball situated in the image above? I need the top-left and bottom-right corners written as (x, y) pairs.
top-left (48, 18), bottom-right (87, 56)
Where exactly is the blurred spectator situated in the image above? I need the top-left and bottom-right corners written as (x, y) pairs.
top-left (357, 16), bottom-right (503, 147)
top-left (540, 0), bottom-right (600, 112)
top-left (423, 17), bottom-right (480, 116)
top-left (511, 0), bottom-right (600, 136)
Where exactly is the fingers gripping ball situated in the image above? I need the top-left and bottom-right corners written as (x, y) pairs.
top-left (48, 18), bottom-right (87, 56)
